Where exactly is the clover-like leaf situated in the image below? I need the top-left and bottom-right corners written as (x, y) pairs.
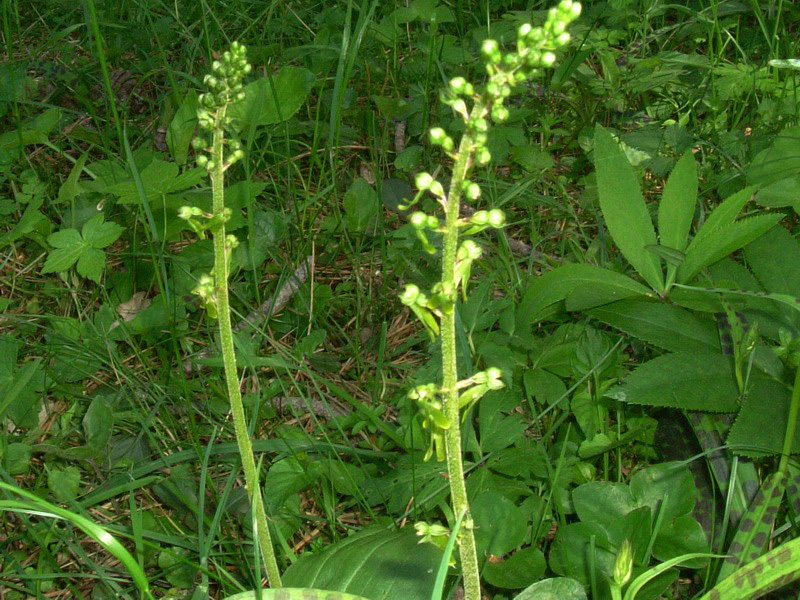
top-left (42, 214), bottom-right (124, 283)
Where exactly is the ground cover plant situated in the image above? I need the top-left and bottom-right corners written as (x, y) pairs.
top-left (2, 0), bottom-right (800, 599)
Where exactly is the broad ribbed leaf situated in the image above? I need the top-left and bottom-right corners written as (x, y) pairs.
top-left (282, 526), bottom-right (440, 600)
top-left (513, 577), bottom-right (587, 600)
top-left (677, 215), bottom-right (783, 283)
top-left (588, 300), bottom-right (719, 353)
top-left (686, 187), bottom-right (754, 250)
top-left (727, 378), bottom-right (798, 456)
top-left (658, 150), bottom-right (697, 252)
top-left (229, 66), bottom-right (315, 132)
top-left (744, 226), bottom-right (800, 298)
top-left (519, 264), bottom-right (650, 326)
top-left (606, 352), bottom-right (739, 411)
top-left (593, 124), bottom-right (663, 291)
top-left (222, 590), bottom-right (370, 600)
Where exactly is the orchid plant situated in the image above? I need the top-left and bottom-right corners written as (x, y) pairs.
top-left (401, 2), bottom-right (581, 598)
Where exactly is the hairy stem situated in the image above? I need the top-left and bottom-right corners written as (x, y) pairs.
top-left (210, 107), bottom-right (282, 587)
top-left (441, 100), bottom-right (488, 600)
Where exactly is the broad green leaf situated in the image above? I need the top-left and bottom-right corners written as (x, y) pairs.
top-left (513, 577), bottom-right (587, 600)
top-left (282, 526), bottom-right (441, 600)
top-left (658, 150), bottom-right (697, 252)
top-left (677, 215), bottom-right (783, 284)
top-left (519, 264), bottom-right (650, 326)
top-left (652, 515), bottom-right (709, 566)
top-left (588, 300), bottom-right (720, 353)
top-left (744, 226), bottom-right (800, 298)
top-left (747, 125), bottom-right (800, 185)
top-left (3, 443), bottom-right (32, 475)
top-left (630, 462), bottom-right (696, 523)
top-left (76, 246), bottom-right (106, 282)
top-left (83, 396), bottom-right (114, 451)
top-left (686, 187), bottom-right (754, 250)
top-left (82, 214), bottom-right (124, 248)
top-left (472, 489), bottom-right (527, 557)
top-left (102, 159), bottom-right (204, 204)
top-left (223, 591), bottom-right (370, 600)
top-left (229, 66), bottom-right (315, 132)
top-left (727, 378), bottom-right (798, 456)
top-left (606, 352), bottom-right (739, 411)
top-left (548, 522), bottom-right (615, 585)
top-left (167, 90), bottom-right (199, 165)
top-left (700, 536), bottom-right (800, 600)
top-left (47, 466), bottom-right (81, 503)
top-left (753, 175), bottom-right (800, 212)
top-left (483, 546), bottom-right (546, 589)
top-left (343, 177), bottom-right (379, 233)
top-left (572, 482), bottom-right (638, 531)
top-left (158, 547), bottom-right (196, 588)
top-left (593, 124), bottom-right (663, 291)
top-left (715, 472), bottom-right (787, 584)
top-left (42, 229), bottom-right (85, 273)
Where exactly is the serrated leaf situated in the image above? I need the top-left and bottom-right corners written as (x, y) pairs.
top-left (593, 124), bottom-right (663, 291)
top-left (588, 300), bottom-right (720, 353)
top-left (76, 246), bottom-right (106, 283)
top-left (678, 214), bottom-right (783, 284)
top-left (42, 237), bottom-right (86, 273)
top-left (607, 352), bottom-right (739, 411)
top-left (519, 264), bottom-right (650, 326)
top-left (687, 187), bottom-right (755, 249)
top-left (658, 150), bottom-right (697, 252)
top-left (82, 214), bottom-right (124, 248)
top-left (727, 378), bottom-right (798, 456)
top-left (744, 225), bottom-right (800, 298)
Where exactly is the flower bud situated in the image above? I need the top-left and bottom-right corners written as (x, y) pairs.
top-left (429, 180), bottom-right (445, 197)
top-left (400, 284), bottom-right (421, 306)
top-left (410, 211), bottom-right (427, 228)
top-left (487, 209), bottom-right (506, 227)
top-left (464, 181), bottom-right (481, 200)
top-left (415, 172), bottom-right (433, 191)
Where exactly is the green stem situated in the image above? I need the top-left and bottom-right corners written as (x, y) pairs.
top-left (210, 107), bottom-right (282, 588)
top-left (441, 100), bottom-right (487, 600)
top-left (778, 365), bottom-right (800, 474)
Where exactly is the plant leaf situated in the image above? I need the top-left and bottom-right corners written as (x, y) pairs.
top-left (658, 150), bottom-right (697, 252)
top-left (677, 214), bottom-right (783, 284)
top-left (593, 124), bottom-right (663, 291)
top-left (606, 352), bottom-right (739, 411)
top-left (686, 187), bottom-right (754, 250)
top-left (715, 472), bottom-right (787, 584)
top-left (588, 299), bottom-right (720, 353)
top-left (229, 66), bottom-right (315, 132)
top-left (513, 577), bottom-right (587, 600)
top-left (282, 526), bottom-right (441, 600)
top-left (82, 214), bottom-right (124, 248)
top-left (699, 536), bottom-right (800, 600)
top-left (727, 377), bottom-right (798, 456)
top-left (744, 225), bottom-right (800, 298)
top-left (519, 264), bottom-right (650, 326)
